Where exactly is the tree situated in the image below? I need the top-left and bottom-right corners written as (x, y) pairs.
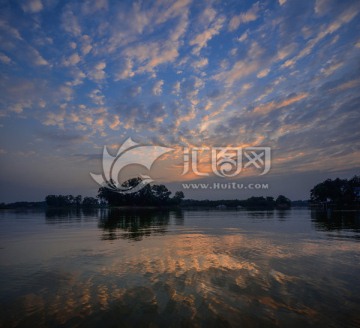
top-left (97, 177), bottom-right (184, 207)
top-left (310, 176), bottom-right (360, 206)
top-left (173, 191), bottom-right (185, 205)
top-left (275, 195), bottom-right (291, 209)
top-left (45, 195), bottom-right (74, 207)
top-left (243, 196), bottom-right (276, 209)
top-left (45, 195), bottom-right (58, 207)
top-left (45, 194), bottom-right (98, 208)
top-left (82, 197), bottom-right (99, 207)
top-left (75, 195), bottom-right (82, 207)
top-left (151, 184), bottom-right (171, 204)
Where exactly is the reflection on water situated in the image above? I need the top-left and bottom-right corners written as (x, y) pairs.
top-left (277, 209), bottom-right (291, 221)
top-left (0, 209), bottom-right (359, 327)
top-left (98, 209), bottom-right (173, 241)
top-left (246, 210), bottom-right (276, 219)
top-left (311, 210), bottom-right (360, 240)
top-left (45, 208), bottom-right (101, 220)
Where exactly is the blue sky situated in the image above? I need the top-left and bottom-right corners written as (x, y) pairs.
top-left (0, 0), bottom-right (359, 202)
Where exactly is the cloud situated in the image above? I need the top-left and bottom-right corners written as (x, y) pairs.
top-left (43, 111), bottom-right (66, 128)
top-left (314, 0), bottom-right (332, 16)
top-left (276, 43), bottom-right (297, 61)
top-left (172, 81), bottom-right (181, 95)
top-left (282, 5), bottom-right (360, 68)
top-left (81, 44), bottom-right (92, 56)
top-left (155, 0), bottom-right (191, 25)
top-left (190, 16), bottom-right (225, 55)
top-left (105, 0), bottom-right (189, 62)
top-left (122, 12), bottom-right (187, 75)
top-left (152, 80), bottom-right (164, 96)
top-left (257, 68), bottom-right (270, 78)
top-left (0, 76), bottom-right (60, 116)
top-left (39, 129), bottom-right (88, 145)
top-left (0, 52), bottom-right (11, 64)
top-left (329, 78), bottom-right (360, 92)
top-left (59, 86), bottom-right (73, 102)
top-left (80, 35), bottom-right (92, 55)
top-left (242, 83), bottom-right (253, 91)
top-left (88, 89), bottom-right (105, 105)
top-left (192, 57), bottom-right (208, 70)
top-left (81, 0), bottom-right (108, 15)
top-left (114, 100), bottom-right (167, 131)
top-left (181, 76), bottom-right (204, 101)
top-left (320, 61), bottom-right (343, 77)
top-left (0, 19), bottom-right (23, 40)
top-left (126, 86), bottom-right (142, 97)
top-left (253, 93), bottom-right (308, 115)
top-left (29, 46), bottom-right (49, 66)
top-left (109, 115), bottom-right (121, 130)
top-left (88, 62), bottom-right (106, 81)
top-left (197, 7), bottom-right (217, 26)
top-left (10, 101), bottom-right (31, 114)
top-left (115, 58), bottom-right (134, 80)
top-left (228, 2), bottom-right (260, 31)
top-left (66, 68), bottom-right (86, 86)
top-left (213, 59), bottom-right (259, 85)
top-left (62, 53), bottom-right (81, 66)
top-left (20, 0), bottom-right (43, 13)
top-left (61, 5), bottom-right (82, 37)
top-left (173, 105), bottom-right (196, 127)
top-left (237, 31), bottom-right (248, 42)
top-left (142, 46), bottom-right (179, 72)
top-left (90, 0), bottom-right (191, 82)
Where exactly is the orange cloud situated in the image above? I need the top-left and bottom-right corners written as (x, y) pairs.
top-left (253, 93), bottom-right (308, 115)
top-left (330, 78), bottom-right (360, 92)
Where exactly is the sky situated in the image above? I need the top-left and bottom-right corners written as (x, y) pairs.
top-left (0, 0), bottom-right (359, 202)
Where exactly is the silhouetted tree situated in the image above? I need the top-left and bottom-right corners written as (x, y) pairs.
top-left (97, 177), bottom-right (184, 207)
top-left (310, 176), bottom-right (360, 206)
top-left (45, 194), bottom-right (99, 208)
top-left (82, 197), bottom-right (99, 207)
top-left (75, 195), bottom-right (82, 207)
top-left (45, 195), bottom-right (75, 207)
top-left (172, 191), bottom-right (185, 205)
top-left (243, 196), bottom-right (276, 209)
top-left (275, 195), bottom-right (291, 209)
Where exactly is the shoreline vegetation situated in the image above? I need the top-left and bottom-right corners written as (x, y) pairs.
top-left (0, 176), bottom-right (359, 211)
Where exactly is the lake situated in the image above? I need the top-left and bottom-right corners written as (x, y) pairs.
top-left (0, 208), bottom-right (359, 327)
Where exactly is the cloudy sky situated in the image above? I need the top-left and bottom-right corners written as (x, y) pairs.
top-left (0, 0), bottom-right (359, 202)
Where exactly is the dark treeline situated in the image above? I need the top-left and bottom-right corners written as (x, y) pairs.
top-left (98, 178), bottom-right (185, 207)
top-left (310, 175), bottom-right (360, 208)
top-left (0, 201), bottom-right (46, 209)
top-left (3, 175), bottom-right (358, 210)
top-left (181, 195), bottom-right (291, 209)
top-left (45, 195), bottom-right (102, 208)
top-left (292, 200), bottom-right (309, 207)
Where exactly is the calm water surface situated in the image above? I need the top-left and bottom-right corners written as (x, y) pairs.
top-left (0, 208), bottom-right (359, 327)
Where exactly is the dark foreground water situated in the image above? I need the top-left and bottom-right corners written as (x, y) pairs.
top-left (0, 208), bottom-right (359, 328)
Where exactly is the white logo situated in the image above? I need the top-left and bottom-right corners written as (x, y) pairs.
top-left (182, 146), bottom-right (271, 177)
top-left (91, 139), bottom-right (271, 194)
top-left (90, 138), bottom-right (173, 194)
